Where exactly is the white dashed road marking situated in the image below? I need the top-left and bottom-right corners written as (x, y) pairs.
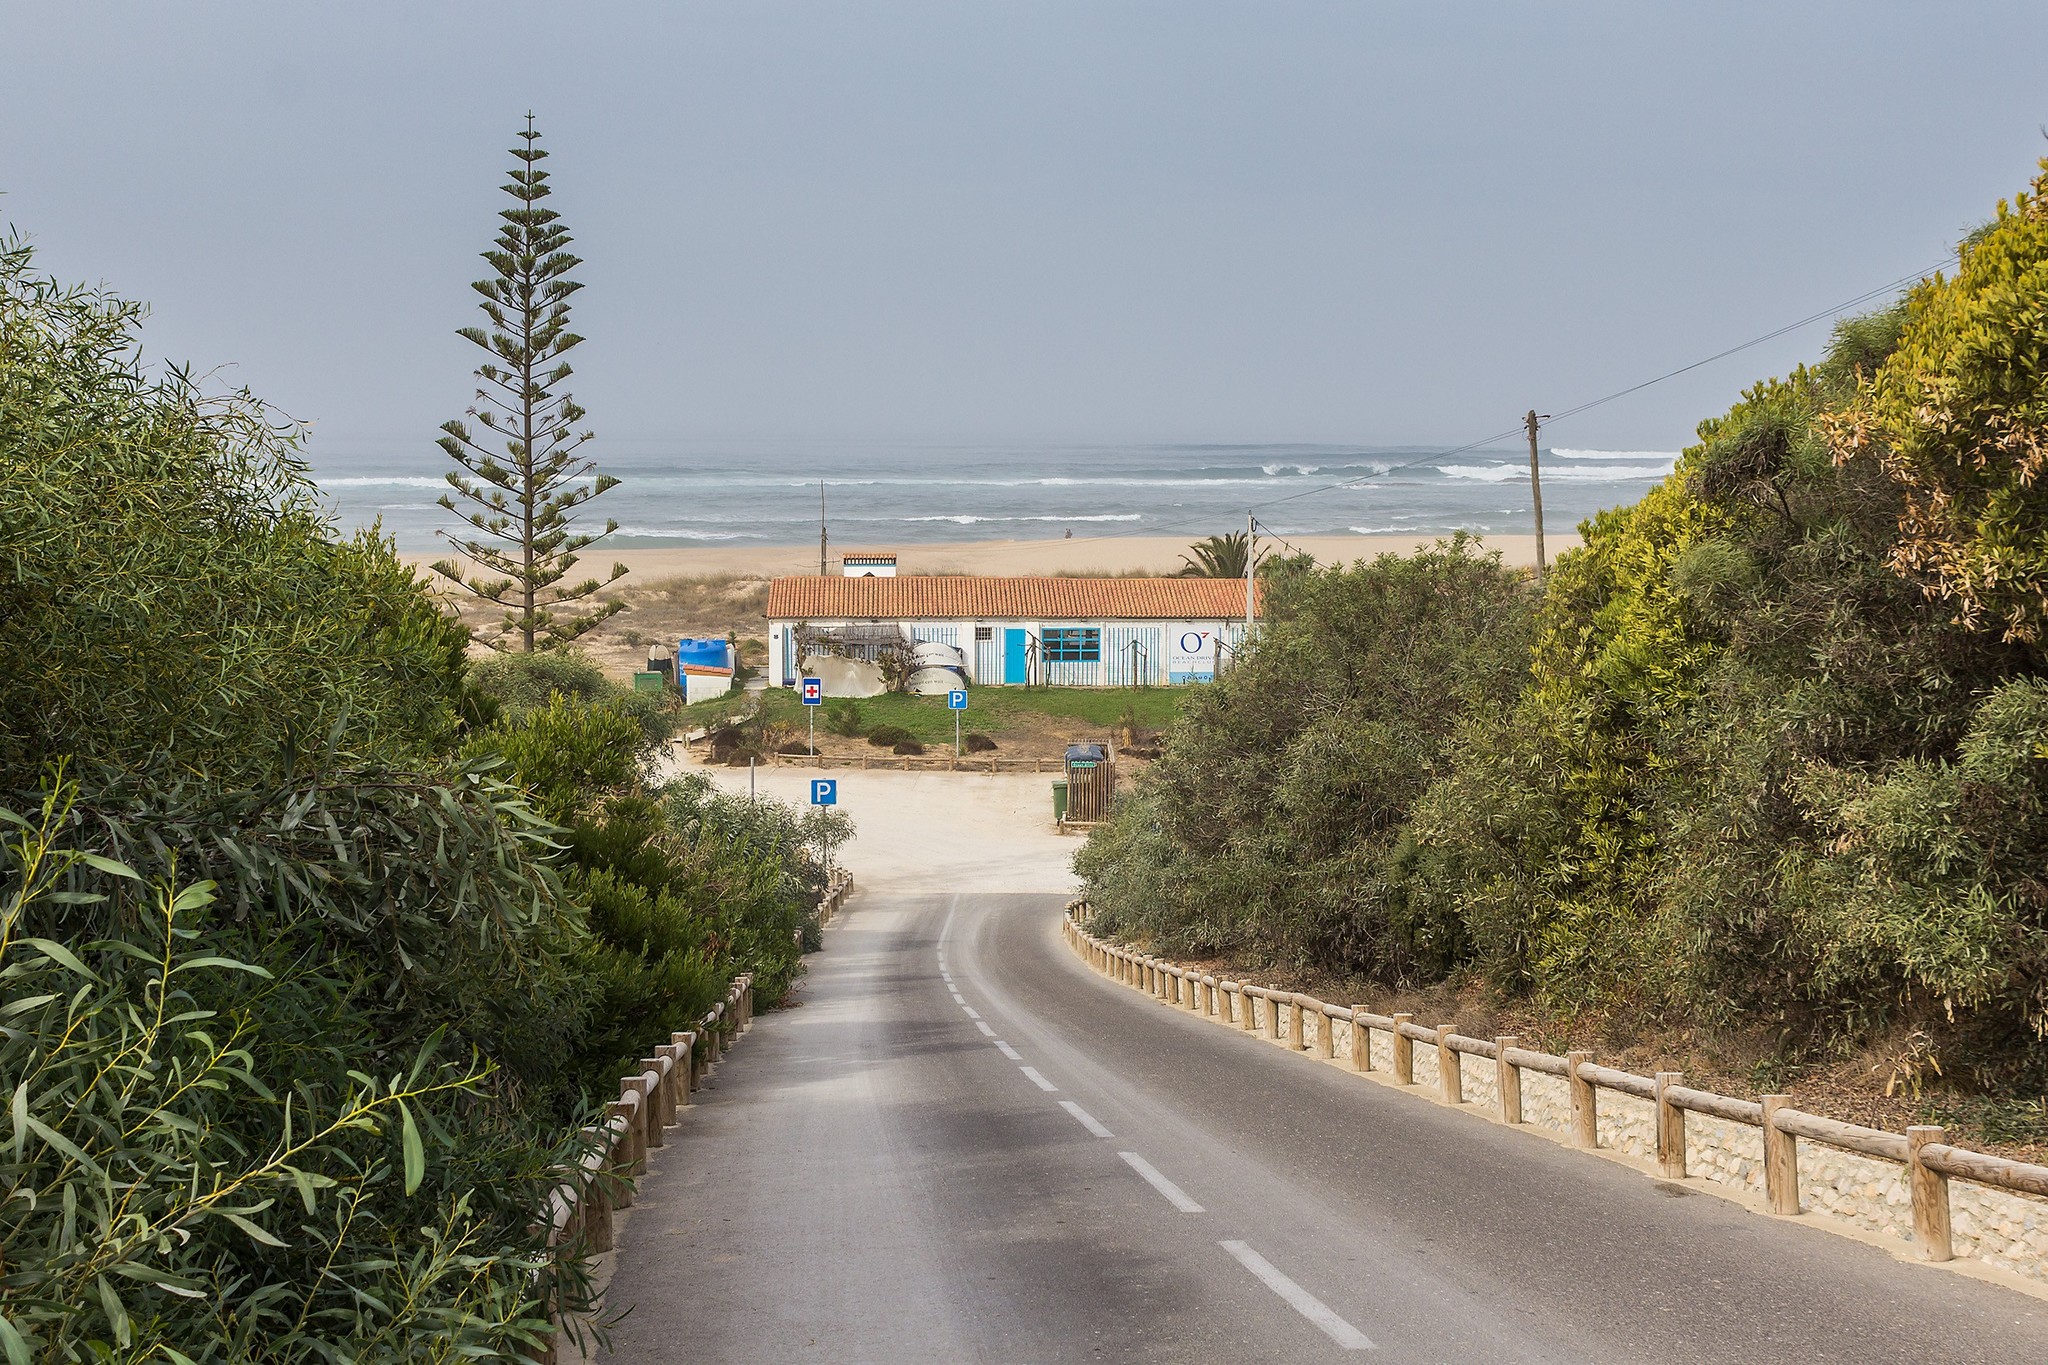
top-left (976, 1020), bottom-right (996, 1036)
top-left (1019, 1066), bottom-right (1059, 1092)
top-left (1060, 1100), bottom-right (1114, 1138)
top-left (995, 1041), bottom-right (1023, 1060)
top-left (962, 1005), bottom-right (982, 1020)
top-left (1119, 1152), bottom-right (1204, 1213)
top-left (1219, 1240), bottom-right (1374, 1349)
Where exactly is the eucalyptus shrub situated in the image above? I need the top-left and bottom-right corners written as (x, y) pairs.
top-left (1, 784), bottom-right (580, 1362)
top-left (0, 235), bottom-right (467, 788)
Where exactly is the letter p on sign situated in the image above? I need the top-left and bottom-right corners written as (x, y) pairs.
top-left (810, 778), bottom-right (837, 806)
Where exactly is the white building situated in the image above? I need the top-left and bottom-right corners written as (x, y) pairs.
top-left (763, 573), bottom-right (1256, 688)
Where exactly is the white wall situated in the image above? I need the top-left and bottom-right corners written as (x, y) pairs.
top-left (769, 617), bottom-right (1243, 687)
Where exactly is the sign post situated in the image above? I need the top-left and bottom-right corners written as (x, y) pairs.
top-left (947, 688), bottom-right (968, 756)
top-left (801, 676), bottom-right (823, 755)
top-left (809, 777), bottom-right (838, 874)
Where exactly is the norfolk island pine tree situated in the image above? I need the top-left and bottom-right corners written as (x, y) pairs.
top-left (433, 113), bottom-right (626, 651)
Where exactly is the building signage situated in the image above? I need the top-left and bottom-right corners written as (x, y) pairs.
top-left (1167, 627), bottom-right (1215, 684)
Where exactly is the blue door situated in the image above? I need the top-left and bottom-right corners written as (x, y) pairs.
top-left (1003, 628), bottom-right (1028, 684)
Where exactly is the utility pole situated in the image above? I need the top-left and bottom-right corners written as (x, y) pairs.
top-left (1525, 410), bottom-right (1549, 577)
top-left (1245, 512), bottom-right (1257, 637)
top-left (819, 481), bottom-right (829, 577)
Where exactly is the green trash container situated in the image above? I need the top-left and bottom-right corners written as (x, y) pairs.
top-left (1052, 778), bottom-right (1069, 823)
top-left (632, 671), bottom-right (665, 692)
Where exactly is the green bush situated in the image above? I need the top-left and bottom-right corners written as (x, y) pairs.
top-left (824, 698), bottom-right (866, 737)
top-left (1078, 536), bottom-right (1534, 980)
top-left (1, 772), bottom-right (587, 1360)
top-left (474, 695), bottom-right (852, 1090)
top-left (866, 724), bottom-right (915, 748)
top-left (466, 650), bottom-right (677, 746)
top-left (0, 237), bottom-right (470, 787)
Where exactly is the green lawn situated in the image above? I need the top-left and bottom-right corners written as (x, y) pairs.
top-left (677, 683), bottom-right (1193, 746)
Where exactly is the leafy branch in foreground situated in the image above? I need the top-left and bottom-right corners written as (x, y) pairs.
top-left (0, 784), bottom-right (575, 1363)
top-left (432, 114), bottom-right (625, 653)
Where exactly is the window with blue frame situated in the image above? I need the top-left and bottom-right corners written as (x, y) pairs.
top-left (1042, 627), bottom-right (1101, 663)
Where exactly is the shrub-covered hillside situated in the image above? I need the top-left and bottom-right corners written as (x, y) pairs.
top-left (1080, 160), bottom-right (2048, 1109)
top-left (0, 236), bottom-right (841, 1360)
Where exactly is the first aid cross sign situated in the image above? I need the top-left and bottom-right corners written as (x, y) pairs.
top-left (801, 678), bottom-right (823, 705)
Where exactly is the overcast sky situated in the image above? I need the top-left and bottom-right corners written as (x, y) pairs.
top-left (7, 3), bottom-right (2048, 454)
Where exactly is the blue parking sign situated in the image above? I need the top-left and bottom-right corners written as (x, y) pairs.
top-left (801, 678), bottom-right (823, 705)
top-left (810, 778), bottom-right (837, 806)
top-left (947, 689), bottom-right (967, 710)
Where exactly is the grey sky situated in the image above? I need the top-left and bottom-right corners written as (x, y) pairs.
top-left (6, 2), bottom-right (2046, 453)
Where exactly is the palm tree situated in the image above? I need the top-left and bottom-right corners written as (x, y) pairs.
top-left (1178, 531), bottom-right (1251, 578)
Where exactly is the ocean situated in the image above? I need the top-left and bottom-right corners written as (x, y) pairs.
top-left (308, 438), bottom-right (1679, 553)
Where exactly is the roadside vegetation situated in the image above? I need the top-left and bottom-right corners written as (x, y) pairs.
top-left (1079, 161), bottom-right (2048, 1150)
top-left (0, 233), bottom-right (840, 1359)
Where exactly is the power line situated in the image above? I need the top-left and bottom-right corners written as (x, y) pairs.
top-left (1235, 255), bottom-right (1953, 524)
top-left (935, 252), bottom-right (1955, 559)
top-left (1543, 260), bottom-right (1949, 425)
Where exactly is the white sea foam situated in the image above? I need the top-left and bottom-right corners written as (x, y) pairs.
top-left (1439, 462), bottom-right (1672, 483)
top-left (1548, 448), bottom-right (1681, 463)
top-left (611, 527), bottom-right (761, 540)
top-left (1261, 462), bottom-right (1322, 476)
top-left (321, 475), bottom-right (449, 489)
top-left (904, 513), bottom-right (1144, 524)
top-left (1021, 513), bottom-right (1143, 522)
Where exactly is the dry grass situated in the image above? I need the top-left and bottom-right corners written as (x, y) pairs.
top-left (437, 571), bottom-right (771, 678)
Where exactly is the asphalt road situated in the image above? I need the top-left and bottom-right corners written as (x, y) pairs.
top-left (597, 890), bottom-right (2048, 1363)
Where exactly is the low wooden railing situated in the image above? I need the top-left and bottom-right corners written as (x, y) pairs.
top-left (748, 752), bottom-right (1063, 773)
top-left (1063, 902), bottom-right (2048, 1269)
top-left (816, 867), bottom-right (853, 928)
top-left (534, 872), bottom-right (855, 1358)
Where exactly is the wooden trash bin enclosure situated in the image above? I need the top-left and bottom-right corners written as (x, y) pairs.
top-left (1063, 742), bottom-right (1117, 823)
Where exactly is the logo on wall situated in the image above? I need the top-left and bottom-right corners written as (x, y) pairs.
top-left (1168, 628), bottom-right (1215, 684)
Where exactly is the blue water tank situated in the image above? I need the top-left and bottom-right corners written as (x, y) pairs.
top-left (676, 638), bottom-right (731, 671)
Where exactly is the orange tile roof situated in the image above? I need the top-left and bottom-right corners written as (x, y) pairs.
top-left (763, 575), bottom-right (1260, 621)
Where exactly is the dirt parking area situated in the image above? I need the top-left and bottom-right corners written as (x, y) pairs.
top-left (675, 756), bottom-right (1080, 896)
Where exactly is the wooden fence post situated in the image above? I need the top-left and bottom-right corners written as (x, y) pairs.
top-left (1762, 1094), bottom-right (1799, 1215)
top-left (1654, 1072), bottom-right (1685, 1179)
top-left (1264, 990), bottom-right (1283, 1041)
top-left (1391, 1014), bottom-right (1414, 1084)
top-left (1495, 1036), bottom-right (1521, 1124)
top-left (1314, 1005), bottom-right (1335, 1060)
top-left (1288, 997), bottom-right (1307, 1051)
top-left (1438, 1025), bottom-right (1463, 1104)
top-left (640, 1062), bottom-right (666, 1148)
top-left (1566, 1051), bottom-right (1596, 1148)
top-left (580, 1131), bottom-right (616, 1253)
top-left (1908, 1125), bottom-right (1954, 1262)
top-left (1351, 1008), bottom-right (1373, 1072)
top-left (608, 1097), bottom-right (644, 1185)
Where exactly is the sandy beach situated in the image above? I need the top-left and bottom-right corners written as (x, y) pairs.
top-left (409, 531), bottom-right (1577, 584)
